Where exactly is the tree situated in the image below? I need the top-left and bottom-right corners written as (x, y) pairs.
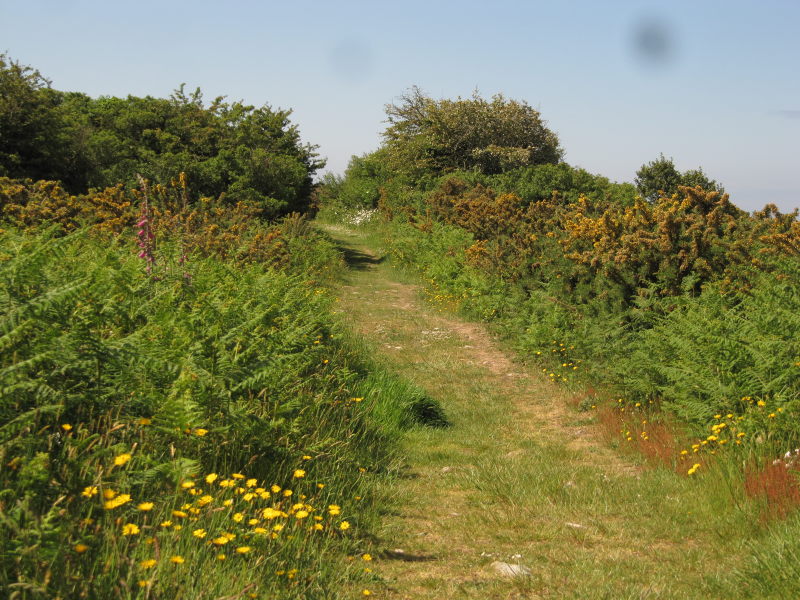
top-left (383, 87), bottom-right (562, 179)
top-left (0, 54), bottom-right (74, 183)
top-left (635, 154), bottom-right (724, 202)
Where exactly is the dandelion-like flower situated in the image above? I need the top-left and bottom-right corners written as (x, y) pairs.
top-left (170, 556), bottom-right (185, 564)
top-left (137, 502), bottom-right (154, 511)
top-left (81, 486), bottom-right (98, 498)
top-left (339, 521), bottom-right (350, 531)
top-left (140, 559), bottom-right (157, 569)
top-left (104, 494), bottom-right (132, 510)
top-left (74, 543), bottom-right (89, 553)
top-left (235, 546), bottom-right (251, 554)
top-left (122, 523), bottom-right (140, 536)
top-left (293, 469), bottom-right (306, 479)
top-left (114, 453), bottom-right (132, 466)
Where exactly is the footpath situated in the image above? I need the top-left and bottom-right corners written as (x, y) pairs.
top-left (323, 223), bottom-right (742, 600)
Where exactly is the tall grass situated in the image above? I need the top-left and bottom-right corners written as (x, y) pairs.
top-left (0, 224), bottom-right (435, 598)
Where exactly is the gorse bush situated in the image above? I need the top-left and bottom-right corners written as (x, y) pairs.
top-left (322, 97), bottom-right (800, 459)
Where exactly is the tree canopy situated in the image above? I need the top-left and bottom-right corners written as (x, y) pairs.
top-left (635, 153), bottom-right (724, 203)
top-left (0, 54), bottom-right (324, 218)
top-left (382, 87), bottom-right (563, 180)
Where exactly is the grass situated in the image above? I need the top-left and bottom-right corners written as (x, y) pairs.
top-left (320, 220), bottom-right (800, 599)
top-left (0, 224), bottom-right (438, 599)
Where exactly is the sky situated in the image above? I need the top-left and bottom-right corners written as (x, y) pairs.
top-left (1, 0), bottom-right (799, 212)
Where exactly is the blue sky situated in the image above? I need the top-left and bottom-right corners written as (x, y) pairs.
top-left (1, 0), bottom-right (798, 211)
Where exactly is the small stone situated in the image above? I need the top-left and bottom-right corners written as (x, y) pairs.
top-left (491, 561), bottom-right (532, 577)
top-left (565, 522), bottom-right (586, 529)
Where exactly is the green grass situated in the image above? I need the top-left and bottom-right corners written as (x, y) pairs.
top-left (321, 220), bottom-right (800, 600)
top-left (0, 225), bottom-right (438, 599)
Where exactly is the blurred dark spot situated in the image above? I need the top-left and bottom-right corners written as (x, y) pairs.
top-left (631, 17), bottom-right (675, 68)
top-left (328, 39), bottom-right (372, 84)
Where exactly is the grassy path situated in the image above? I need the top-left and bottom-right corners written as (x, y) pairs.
top-left (323, 224), bottom-right (749, 599)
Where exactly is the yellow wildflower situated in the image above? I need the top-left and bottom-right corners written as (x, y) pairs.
top-left (194, 428), bottom-right (208, 436)
top-left (246, 478), bottom-right (258, 488)
top-left (170, 556), bottom-right (185, 564)
top-left (81, 486), bottom-right (98, 498)
top-left (122, 523), bottom-right (140, 536)
top-left (74, 543), bottom-right (89, 553)
top-left (232, 473), bottom-right (245, 480)
top-left (172, 510), bottom-right (188, 518)
top-left (205, 473), bottom-right (218, 484)
top-left (137, 502), bottom-right (154, 511)
top-left (262, 508), bottom-right (282, 520)
top-left (293, 469), bottom-right (306, 479)
top-left (114, 453), bottom-right (132, 466)
top-left (137, 417), bottom-right (152, 425)
top-left (235, 546), bottom-right (251, 554)
top-left (232, 513), bottom-right (244, 523)
top-left (61, 424), bottom-right (72, 432)
top-left (339, 521), bottom-right (350, 531)
top-left (140, 559), bottom-right (157, 569)
top-left (104, 494), bottom-right (131, 510)
top-left (160, 521), bottom-right (172, 528)
top-left (180, 481), bottom-right (195, 489)
top-left (193, 528), bottom-right (207, 538)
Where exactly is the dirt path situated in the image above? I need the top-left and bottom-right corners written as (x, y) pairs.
top-left (322, 224), bottom-right (738, 600)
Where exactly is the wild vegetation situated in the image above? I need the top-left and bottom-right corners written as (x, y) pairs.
top-left (0, 54), bottom-right (322, 218)
top-left (0, 57), bottom-right (446, 599)
top-left (5, 49), bottom-right (800, 597)
top-left (320, 87), bottom-right (800, 595)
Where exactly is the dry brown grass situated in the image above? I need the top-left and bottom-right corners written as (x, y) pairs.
top-left (744, 462), bottom-right (800, 521)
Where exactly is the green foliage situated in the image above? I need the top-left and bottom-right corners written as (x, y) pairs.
top-left (0, 221), bottom-right (437, 597)
top-left (382, 87), bottom-right (562, 181)
top-left (321, 124), bottom-right (800, 456)
top-left (0, 56), bottom-right (323, 218)
top-left (635, 153), bottom-right (724, 202)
